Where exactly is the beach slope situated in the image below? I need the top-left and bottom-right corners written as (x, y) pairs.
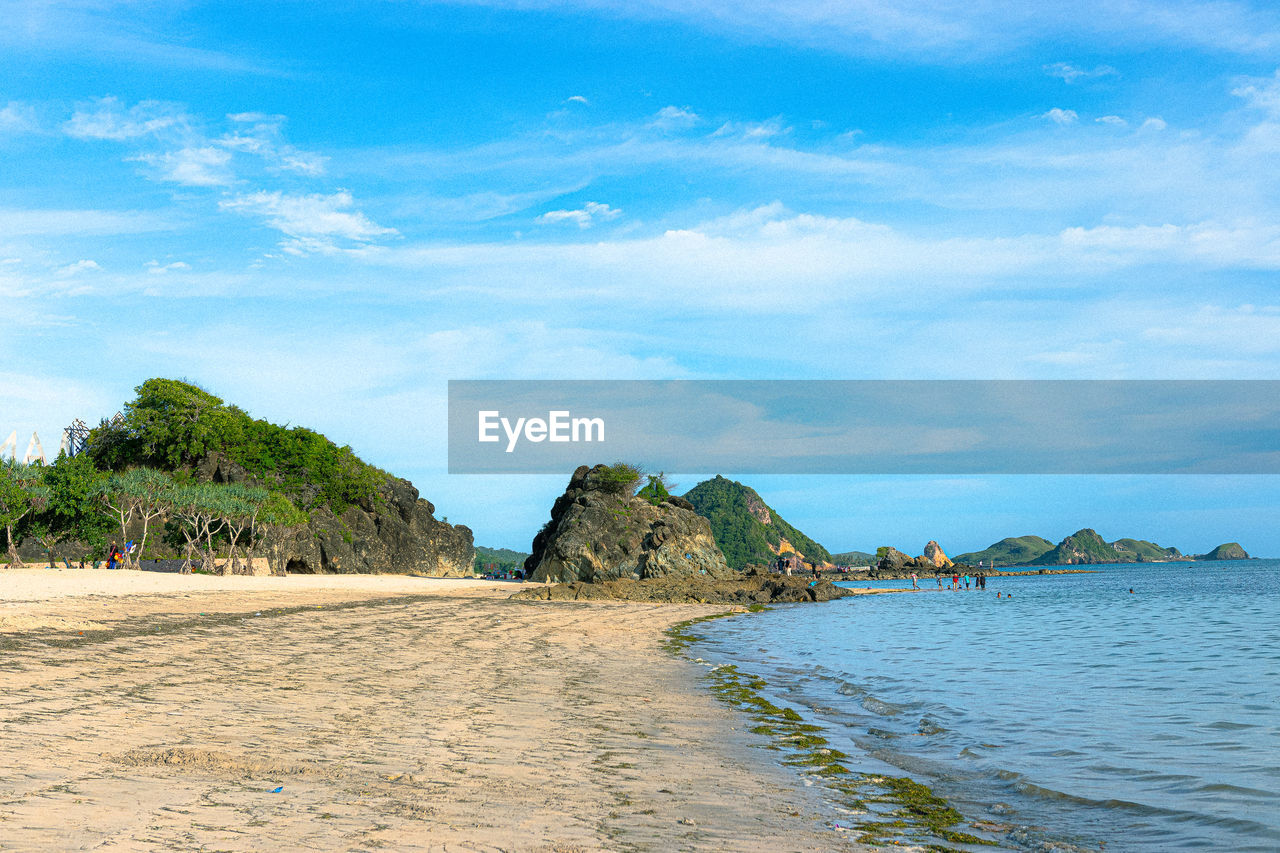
top-left (0, 571), bottom-right (857, 851)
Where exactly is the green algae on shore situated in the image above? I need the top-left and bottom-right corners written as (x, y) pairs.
top-left (666, 612), bottom-right (1000, 850)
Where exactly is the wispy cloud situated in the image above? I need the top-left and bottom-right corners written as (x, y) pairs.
top-left (219, 190), bottom-right (398, 254)
top-left (1044, 62), bottom-right (1118, 83)
top-left (55, 259), bottom-right (101, 277)
top-left (65, 98), bottom-right (326, 185)
top-left (432, 0), bottom-right (1280, 59)
top-left (64, 97), bottom-right (189, 141)
top-left (0, 101), bottom-right (39, 134)
top-left (0, 207), bottom-right (173, 236)
top-left (536, 201), bottom-right (621, 228)
top-left (648, 105), bottom-right (700, 131)
top-left (1040, 107), bottom-right (1079, 125)
top-left (133, 146), bottom-right (235, 187)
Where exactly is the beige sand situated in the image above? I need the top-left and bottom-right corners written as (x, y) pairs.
top-left (0, 571), bottom-right (866, 851)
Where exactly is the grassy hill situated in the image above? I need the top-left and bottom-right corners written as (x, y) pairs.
top-left (1198, 542), bottom-right (1249, 560)
top-left (1110, 538), bottom-right (1182, 561)
top-left (1030, 529), bottom-right (1120, 565)
top-left (830, 550), bottom-right (876, 566)
top-left (683, 475), bottom-right (832, 571)
top-left (953, 535), bottom-right (1054, 567)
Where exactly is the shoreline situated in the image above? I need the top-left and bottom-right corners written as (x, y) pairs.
top-left (0, 571), bottom-right (870, 851)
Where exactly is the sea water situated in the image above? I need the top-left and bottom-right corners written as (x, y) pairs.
top-left (692, 560), bottom-right (1280, 852)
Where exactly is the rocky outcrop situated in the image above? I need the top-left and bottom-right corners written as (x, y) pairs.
top-left (922, 540), bottom-right (952, 569)
top-left (198, 453), bottom-right (474, 577)
top-left (524, 465), bottom-right (731, 584)
top-left (876, 547), bottom-right (911, 573)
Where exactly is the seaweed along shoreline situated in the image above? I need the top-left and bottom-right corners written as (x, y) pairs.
top-left (665, 610), bottom-right (1009, 852)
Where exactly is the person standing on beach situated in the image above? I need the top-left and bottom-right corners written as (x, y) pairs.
top-left (963, 573), bottom-right (970, 589)
top-left (910, 572), bottom-right (918, 589)
top-left (951, 572), bottom-right (959, 590)
top-left (106, 542), bottom-right (118, 570)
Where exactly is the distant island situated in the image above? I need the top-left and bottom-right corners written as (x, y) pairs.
top-left (953, 528), bottom-right (1249, 567)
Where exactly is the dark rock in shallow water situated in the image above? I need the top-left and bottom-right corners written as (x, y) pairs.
top-left (511, 573), bottom-right (856, 604)
top-left (524, 464), bottom-right (731, 583)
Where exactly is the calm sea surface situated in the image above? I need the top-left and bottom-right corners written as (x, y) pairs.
top-left (693, 560), bottom-right (1280, 852)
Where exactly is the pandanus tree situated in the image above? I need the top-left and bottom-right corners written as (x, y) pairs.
top-left (220, 483), bottom-right (270, 575)
top-left (0, 461), bottom-right (42, 566)
top-left (99, 467), bottom-right (172, 569)
top-left (167, 483), bottom-right (230, 574)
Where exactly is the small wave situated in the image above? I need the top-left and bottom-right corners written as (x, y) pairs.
top-left (861, 696), bottom-right (904, 716)
top-left (917, 717), bottom-right (947, 735)
top-left (1204, 720), bottom-right (1257, 731)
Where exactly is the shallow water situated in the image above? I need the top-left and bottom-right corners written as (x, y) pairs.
top-left (694, 560), bottom-right (1280, 852)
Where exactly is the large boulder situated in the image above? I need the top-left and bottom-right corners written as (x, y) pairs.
top-left (922, 540), bottom-right (953, 569)
top-left (524, 465), bottom-right (732, 583)
top-left (876, 547), bottom-right (911, 573)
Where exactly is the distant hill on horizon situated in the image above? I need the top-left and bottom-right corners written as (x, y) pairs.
top-left (683, 475), bottom-right (832, 570)
top-left (830, 550), bottom-right (876, 566)
top-left (474, 545), bottom-right (529, 572)
top-left (953, 536), bottom-right (1055, 567)
top-left (955, 529), bottom-right (1249, 566)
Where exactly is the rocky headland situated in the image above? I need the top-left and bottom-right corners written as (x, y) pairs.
top-left (524, 464), bottom-right (731, 584)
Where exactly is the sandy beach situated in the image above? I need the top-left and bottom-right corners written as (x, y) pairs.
top-left (0, 570), bottom-right (863, 851)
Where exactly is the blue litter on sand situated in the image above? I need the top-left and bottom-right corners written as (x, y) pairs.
top-left (270, 786), bottom-right (283, 793)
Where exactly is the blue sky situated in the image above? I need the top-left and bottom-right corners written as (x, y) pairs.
top-left (4, 0), bottom-right (1280, 556)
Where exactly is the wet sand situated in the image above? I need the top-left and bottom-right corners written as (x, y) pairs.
top-left (0, 570), bottom-right (863, 851)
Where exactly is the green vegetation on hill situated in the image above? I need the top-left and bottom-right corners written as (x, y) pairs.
top-left (953, 535), bottom-right (1054, 567)
top-left (88, 378), bottom-right (388, 513)
top-left (474, 545), bottom-right (529, 573)
top-left (830, 550), bottom-right (876, 565)
top-left (1110, 538), bottom-right (1181, 561)
top-left (1199, 542), bottom-right (1249, 560)
top-left (1031, 528), bottom-right (1119, 565)
top-left (683, 475), bottom-right (832, 571)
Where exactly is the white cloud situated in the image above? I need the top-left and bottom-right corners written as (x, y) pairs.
top-left (218, 112), bottom-right (327, 176)
top-left (1232, 70), bottom-right (1280, 115)
top-left (1044, 63), bottom-right (1118, 83)
top-left (219, 190), bottom-right (398, 253)
top-left (713, 117), bottom-right (790, 138)
top-left (1139, 117), bottom-right (1168, 131)
top-left (648, 105), bottom-right (700, 130)
top-left (564, 95), bottom-right (590, 105)
top-left (536, 201), bottom-right (621, 228)
top-left (0, 101), bottom-right (38, 134)
top-left (56, 259), bottom-right (101, 277)
top-left (145, 260), bottom-right (191, 274)
top-left (134, 146), bottom-right (234, 186)
top-left (1096, 115), bottom-right (1128, 126)
top-left (64, 97), bottom-right (188, 140)
top-left (1040, 108), bottom-right (1079, 125)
